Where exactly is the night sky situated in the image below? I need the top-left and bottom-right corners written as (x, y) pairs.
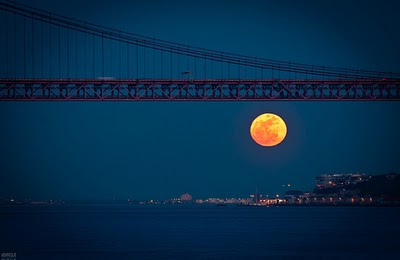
top-left (1, 0), bottom-right (399, 200)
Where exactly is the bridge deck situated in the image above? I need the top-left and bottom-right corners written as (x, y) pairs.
top-left (1, 79), bottom-right (399, 101)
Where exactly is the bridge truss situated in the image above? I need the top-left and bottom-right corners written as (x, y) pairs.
top-left (1, 79), bottom-right (399, 101)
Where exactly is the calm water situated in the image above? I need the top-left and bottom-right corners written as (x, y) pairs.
top-left (0, 205), bottom-right (399, 259)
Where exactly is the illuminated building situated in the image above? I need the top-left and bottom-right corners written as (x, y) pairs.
top-left (180, 193), bottom-right (193, 201)
top-left (259, 198), bottom-right (284, 205)
top-left (316, 173), bottom-right (368, 189)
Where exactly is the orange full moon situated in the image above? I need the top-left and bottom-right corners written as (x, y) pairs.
top-left (250, 113), bottom-right (287, 147)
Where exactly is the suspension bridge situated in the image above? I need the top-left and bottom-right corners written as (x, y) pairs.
top-left (0, 0), bottom-right (399, 101)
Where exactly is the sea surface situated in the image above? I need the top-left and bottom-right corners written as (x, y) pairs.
top-left (0, 205), bottom-right (399, 259)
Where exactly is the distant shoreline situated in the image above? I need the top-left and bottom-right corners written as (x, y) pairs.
top-left (1, 203), bottom-right (400, 208)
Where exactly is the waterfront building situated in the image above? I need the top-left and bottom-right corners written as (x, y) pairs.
top-left (180, 193), bottom-right (193, 201)
top-left (316, 173), bottom-right (368, 189)
top-left (259, 198), bottom-right (285, 205)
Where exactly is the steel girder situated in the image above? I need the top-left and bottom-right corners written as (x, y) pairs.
top-left (0, 79), bottom-right (399, 101)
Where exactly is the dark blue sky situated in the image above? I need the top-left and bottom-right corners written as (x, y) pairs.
top-left (1, 0), bottom-right (399, 200)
